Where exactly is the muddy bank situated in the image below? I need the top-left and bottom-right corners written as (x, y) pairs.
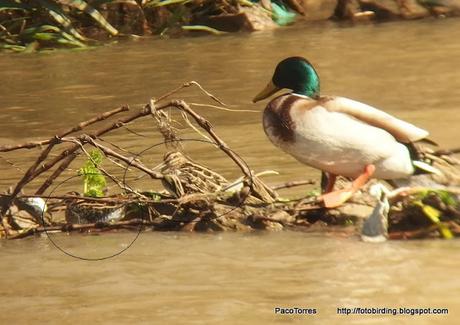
top-left (1, 84), bottom-right (460, 241)
top-left (100, 0), bottom-right (460, 36)
top-left (1, 0), bottom-right (460, 52)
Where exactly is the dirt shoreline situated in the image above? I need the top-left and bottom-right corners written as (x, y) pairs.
top-left (2, 1), bottom-right (460, 52)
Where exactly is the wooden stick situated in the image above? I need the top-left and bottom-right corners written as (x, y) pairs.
top-left (433, 147), bottom-right (460, 156)
top-left (7, 218), bottom-right (156, 240)
top-left (24, 106), bottom-right (154, 187)
top-left (155, 80), bottom-right (226, 106)
top-left (0, 106), bottom-right (129, 152)
top-left (0, 193), bottom-right (178, 204)
top-left (285, 0), bottom-right (305, 15)
top-left (83, 136), bottom-right (164, 180)
top-left (272, 179), bottom-right (316, 190)
top-left (1, 93), bottom-right (242, 213)
top-left (35, 152), bottom-right (77, 195)
top-left (1, 106), bottom-right (153, 213)
top-left (167, 100), bottom-right (252, 178)
top-left (1, 139), bottom-right (58, 213)
top-left (388, 225), bottom-right (439, 240)
top-left (3, 85), bottom-right (231, 205)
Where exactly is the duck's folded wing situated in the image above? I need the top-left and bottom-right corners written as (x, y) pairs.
top-left (322, 97), bottom-right (429, 143)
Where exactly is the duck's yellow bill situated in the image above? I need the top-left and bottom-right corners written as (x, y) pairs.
top-left (252, 80), bottom-right (281, 103)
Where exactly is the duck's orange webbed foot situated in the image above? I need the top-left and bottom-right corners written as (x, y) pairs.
top-left (319, 165), bottom-right (376, 208)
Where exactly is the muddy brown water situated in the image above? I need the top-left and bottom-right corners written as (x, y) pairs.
top-left (1, 19), bottom-right (460, 324)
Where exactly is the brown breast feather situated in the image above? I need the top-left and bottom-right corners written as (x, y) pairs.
top-left (263, 95), bottom-right (318, 143)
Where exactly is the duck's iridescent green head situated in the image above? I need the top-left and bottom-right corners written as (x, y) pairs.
top-left (253, 57), bottom-right (320, 103)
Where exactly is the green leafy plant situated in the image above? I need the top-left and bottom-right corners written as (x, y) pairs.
top-left (0, 0), bottom-right (118, 51)
top-left (78, 149), bottom-right (107, 197)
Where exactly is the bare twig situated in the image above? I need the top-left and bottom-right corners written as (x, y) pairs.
top-left (2, 139), bottom-right (59, 213)
top-left (186, 81), bottom-right (227, 106)
top-left (180, 111), bottom-right (212, 142)
top-left (272, 179), bottom-right (316, 190)
top-left (98, 137), bottom-right (138, 156)
top-left (166, 100), bottom-right (252, 178)
top-left (0, 155), bottom-right (24, 173)
top-left (190, 102), bottom-right (259, 113)
top-left (1, 105), bottom-right (154, 213)
top-left (154, 81), bottom-right (227, 107)
top-left (154, 83), bottom-right (191, 103)
top-left (83, 136), bottom-right (164, 180)
top-left (123, 126), bottom-right (150, 138)
top-left (8, 218), bottom-right (156, 240)
top-left (0, 106), bottom-right (129, 153)
top-left (0, 193), bottom-right (178, 204)
top-left (18, 106), bottom-right (154, 188)
top-left (35, 152), bottom-right (78, 195)
top-left (4, 82), bottom-right (235, 199)
top-left (433, 147), bottom-right (460, 156)
top-left (0, 86), bottom-right (258, 225)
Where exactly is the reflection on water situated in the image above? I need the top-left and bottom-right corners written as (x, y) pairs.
top-left (1, 18), bottom-right (460, 323)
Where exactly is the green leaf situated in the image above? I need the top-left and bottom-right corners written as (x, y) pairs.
top-left (59, 0), bottom-right (118, 36)
top-left (59, 30), bottom-right (86, 47)
top-left (79, 149), bottom-right (107, 198)
top-left (415, 189), bottom-right (459, 207)
top-left (22, 25), bottom-right (62, 34)
top-left (36, 0), bottom-right (87, 41)
top-left (1, 0), bottom-right (118, 51)
top-left (21, 25), bottom-right (86, 47)
top-left (182, 25), bottom-right (227, 35)
top-left (0, 42), bottom-right (26, 51)
top-left (146, 0), bottom-right (193, 7)
top-left (413, 200), bottom-right (453, 239)
top-left (0, 0), bottom-right (31, 11)
top-left (433, 190), bottom-right (458, 207)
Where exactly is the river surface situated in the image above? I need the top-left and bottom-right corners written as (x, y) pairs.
top-left (1, 18), bottom-right (460, 324)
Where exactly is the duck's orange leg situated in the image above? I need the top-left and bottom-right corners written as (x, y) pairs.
top-left (319, 165), bottom-right (376, 208)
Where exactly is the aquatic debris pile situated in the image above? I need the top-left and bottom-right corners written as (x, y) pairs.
top-left (1, 82), bottom-right (460, 240)
top-left (388, 188), bottom-right (460, 239)
top-left (0, 81), bottom-right (279, 238)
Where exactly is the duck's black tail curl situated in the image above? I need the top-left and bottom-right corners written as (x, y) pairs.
top-left (404, 142), bottom-right (441, 175)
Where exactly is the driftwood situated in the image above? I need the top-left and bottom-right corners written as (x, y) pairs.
top-left (1, 82), bottom-right (460, 242)
top-left (0, 82), bottom-right (273, 237)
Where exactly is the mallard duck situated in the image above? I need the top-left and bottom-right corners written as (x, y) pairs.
top-left (253, 56), bottom-right (438, 208)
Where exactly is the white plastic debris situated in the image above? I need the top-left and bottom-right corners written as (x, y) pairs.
top-left (22, 197), bottom-right (47, 215)
top-left (361, 183), bottom-right (390, 243)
